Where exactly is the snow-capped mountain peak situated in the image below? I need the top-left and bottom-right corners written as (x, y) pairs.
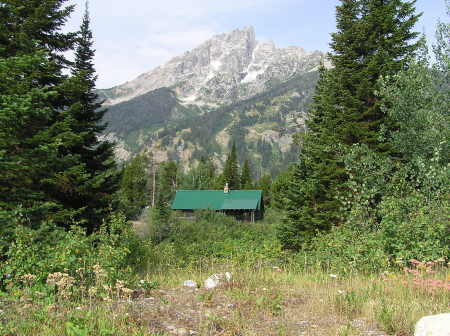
top-left (100, 26), bottom-right (324, 107)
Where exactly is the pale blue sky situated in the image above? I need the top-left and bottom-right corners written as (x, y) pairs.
top-left (65, 0), bottom-right (448, 89)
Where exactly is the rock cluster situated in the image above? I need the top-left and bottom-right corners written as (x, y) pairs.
top-left (183, 272), bottom-right (232, 290)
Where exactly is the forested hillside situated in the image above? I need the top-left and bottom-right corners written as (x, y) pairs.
top-left (103, 71), bottom-right (318, 176)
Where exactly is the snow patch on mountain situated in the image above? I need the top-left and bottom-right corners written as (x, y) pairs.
top-left (100, 26), bottom-right (324, 107)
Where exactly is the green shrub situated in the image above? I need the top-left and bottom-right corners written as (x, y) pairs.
top-left (378, 195), bottom-right (449, 261)
top-left (147, 203), bottom-right (178, 244)
top-left (301, 225), bottom-right (390, 273)
top-left (96, 212), bottom-right (151, 282)
top-left (146, 210), bottom-right (287, 269)
top-left (0, 212), bottom-right (149, 290)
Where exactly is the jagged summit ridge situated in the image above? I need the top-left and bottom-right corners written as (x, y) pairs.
top-left (100, 26), bottom-right (323, 106)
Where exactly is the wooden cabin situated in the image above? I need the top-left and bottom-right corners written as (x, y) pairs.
top-left (171, 187), bottom-right (264, 222)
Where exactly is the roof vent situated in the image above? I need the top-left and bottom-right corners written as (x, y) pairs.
top-left (224, 183), bottom-right (229, 194)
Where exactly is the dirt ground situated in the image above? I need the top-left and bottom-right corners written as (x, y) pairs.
top-left (108, 279), bottom-right (388, 336)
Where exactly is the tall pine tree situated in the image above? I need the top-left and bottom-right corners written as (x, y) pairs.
top-left (0, 0), bottom-right (80, 225)
top-left (222, 142), bottom-right (240, 189)
top-left (0, 0), bottom-right (76, 61)
top-left (279, 0), bottom-right (421, 249)
top-left (64, 3), bottom-right (118, 230)
top-left (0, 1), bottom-right (118, 231)
top-left (117, 152), bottom-right (149, 219)
top-left (240, 159), bottom-right (253, 189)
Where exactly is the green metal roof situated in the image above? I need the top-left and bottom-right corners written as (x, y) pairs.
top-left (171, 190), bottom-right (262, 210)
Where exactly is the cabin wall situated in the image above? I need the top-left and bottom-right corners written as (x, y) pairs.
top-left (174, 209), bottom-right (263, 222)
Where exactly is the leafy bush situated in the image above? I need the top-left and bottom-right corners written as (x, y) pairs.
top-left (301, 225), bottom-right (390, 273)
top-left (0, 212), bottom-right (149, 290)
top-left (378, 195), bottom-right (449, 262)
top-left (146, 210), bottom-right (287, 269)
top-left (301, 195), bottom-right (449, 273)
top-left (147, 201), bottom-right (177, 244)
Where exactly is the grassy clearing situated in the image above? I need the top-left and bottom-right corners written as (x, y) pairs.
top-left (1, 265), bottom-right (448, 336)
top-left (2, 211), bottom-right (448, 335)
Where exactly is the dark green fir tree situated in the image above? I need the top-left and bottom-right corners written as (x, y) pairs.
top-left (64, 2), bottom-right (119, 230)
top-left (0, 0), bottom-right (76, 62)
top-left (0, 0), bottom-right (80, 225)
top-left (279, 0), bottom-right (421, 250)
top-left (240, 159), bottom-right (253, 189)
top-left (257, 174), bottom-right (273, 207)
top-left (222, 142), bottom-right (240, 189)
top-left (157, 161), bottom-right (179, 203)
top-left (117, 152), bottom-right (150, 219)
top-left (0, 1), bottom-right (119, 231)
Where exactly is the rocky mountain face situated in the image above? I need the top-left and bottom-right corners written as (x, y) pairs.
top-left (100, 26), bottom-right (323, 176)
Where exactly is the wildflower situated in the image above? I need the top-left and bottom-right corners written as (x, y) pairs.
top-left (93, 265), bottom-right (107, 283)
top-left (88, 287), bottom-right (97, 297)
top-left (46, 272), bottom-right (75, 300)
top-left (20, 274), bottom-right (37, 287)
top-left (115, 280), bottom-right (125, 291)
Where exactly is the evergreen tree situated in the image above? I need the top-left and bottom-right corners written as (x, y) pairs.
top-left (279, 0), bottom-right (421, 249)
top-left (0, 51), bottom-right (78, 225)
top-left (271, 168), bottom-right (293, 210)
top-left (0, 1), bottom-right (119, 231)
top-left (0, 0), bottom-right (80, 225)
top-left (240, 159), bottom-right (253, 189)
top-left (117, 153), bottom-right (150, 219)
top-left (257, 174), bottom-right (273, 207)
top-left (150, 196), bottom-right (172, 243)
top-left (0, 0), bottom-right (76, 61)
top-left (182, 157), bottom-right (216, 190)
top-left (199, 157), bottom-right (216, 189)
top-left (157, 161), bottom-right (178, 203)
top-left (63, 3), bottom-right (118, 229)
top-left (222, 142), bottom-right (240, 189)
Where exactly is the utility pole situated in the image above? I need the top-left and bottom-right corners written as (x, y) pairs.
top-left (152, 162), bottom-right (156, 207)
top-left (149, 152), bottom-right (156, 208)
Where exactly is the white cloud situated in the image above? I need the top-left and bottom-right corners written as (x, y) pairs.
top-left (64, 0), bottom-right (290, 88)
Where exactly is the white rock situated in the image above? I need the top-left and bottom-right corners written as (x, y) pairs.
top-left (415, 313), bottom-right (450, 336)
top-left (204, 277), bottom-right (220, 289)
top-left (174, 328), bottom-right (188, 336)
top-left (183, 280), bottom-right (197, 288)
top-left (204, 272), bottom-right (232, 289)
